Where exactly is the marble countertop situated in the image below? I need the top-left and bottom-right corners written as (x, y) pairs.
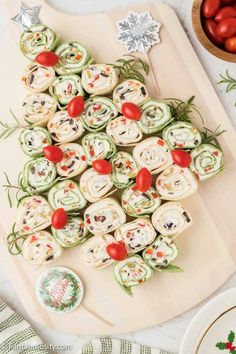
top-left (0, 0), bottom-right (236, 353)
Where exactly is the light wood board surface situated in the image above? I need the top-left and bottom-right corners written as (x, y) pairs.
top-left (0, 0), bottom-right (236, 335)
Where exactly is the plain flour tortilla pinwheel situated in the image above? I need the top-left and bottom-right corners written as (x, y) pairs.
top-left (19, 127), bottom-right (52, 157)
top-left (52, 217), bottom-right (88, 248)
top-left (81, 64), bottom-right (118, 95)
top-left (56, 143), bottom-right (87, 178)
top-left (21, 62), bottom-right (55, 93)
top-left (163, 121), bottom-right (202, 149)
top-left (113, 79), bottom-right (148, 111)
top-left (110, 151), bottom-right (138, 189)
top-left (84, 198), bottom-right (126, 235)
top-left (106, 116), bottom-right (143, 146)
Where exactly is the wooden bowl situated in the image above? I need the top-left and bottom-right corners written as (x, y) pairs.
top-left (192, 0), bottom-right (236, 62)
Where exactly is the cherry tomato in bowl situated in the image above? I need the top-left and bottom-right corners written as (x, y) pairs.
top-left (204, 19), bottom-right (225, 46)
top-left (215, 6), bottom-right (236, 22)
top-left (202, 0), bottom-right (221, 18)
top-left (225, 36), bottom-right (236, 52)
top-left (217, 18), bottom-right (236, 38)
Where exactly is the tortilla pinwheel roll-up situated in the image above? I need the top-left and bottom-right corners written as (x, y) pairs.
top-left (156, 165), bottom-right (198, 200)
top-left (81, 97), bottom-right (118, 132)
top-left (114, 255), bottom-right (153, 296)
top-left (84, 198), bottom-right (126, 235)
top-left (151, 202), bottom-right (192, 237)
top-left (47, 111), bottom-right (85, 143)
top-left (49, 74), bottom-right (84, 109)
top-left (52, 217), bottom-right (88, 248)
top-left (163, 121), bottom-right (202, 149)
top-left (19, 127), bottom-right (52, 157)
top-left (190, 144), bottom-right (224, 181)
top-left (81, 234), bottom-right (115, 269)
top-left (48, 180), bottom-right (87, 212)
top-left (143, 236), bottom-right (182, 272)
top-left (54, 41), bottom-right (91, 75)
top-left (22, 231), bottom-right (62, 265)
top-left (80, 168), bottom-right (115, 202)
top-left (133, 137), bottom-right (173, 175)
top-left (138, 99), bottom-right (173, 134)
top-left (113, 79), bottom-right (148, 111)
top-left (22, 93), bottom-right (57, 126)
top-left (82, 132), bottom-right (117, 165)
top-left (21, 62), bottom-right (55, 93)
top-left (114, 219), bottom-right (156, 254)
top-left (81, 64), bottom-right (118, 95)
top-left (20, 24), bottom-right (60, 60)
top-left (106, 116), bottom-right (143, 146)
top-left (56, 143), bottom-right (87, 178)
top-left (16, 196), bottom-right (52, 235)
top-left (22, 157), bottom-right (57, 193)
top-left (121, 184), bottom-right (161, 217)
top-left (110, 151), bottom-right (138, 189)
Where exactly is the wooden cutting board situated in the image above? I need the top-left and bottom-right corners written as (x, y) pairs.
top-left (1, 0), bottom-right (236, 335)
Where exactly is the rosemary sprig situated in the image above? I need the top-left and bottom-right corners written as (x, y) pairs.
top-left (0, 109), bottom-right (29, 139)
top-left (218, 70), bottom-right (236, 93)
top-left (166, 96), bottom-right (205, 125)
top-left (110, 55), bottom-right (149, 84)
top-left (7, 223), bottom-right (26, 255)
top-left (2, 172), bottom-right (29, 208)
top-left (201, 125), bottom-right (226, 150)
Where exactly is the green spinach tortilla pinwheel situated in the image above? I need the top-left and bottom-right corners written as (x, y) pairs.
top-left (84, 198), bottom-right (126, 235)
top-left (16, 196), bottom-right (52, 235)
top-left (19, 127), bottom-right (52, 157)
top-left (143, 236), bottom-right (182, 272)
top-left (54, 41), bottom-right (91, 75)
top-left (21, 62), bottom-right (55, 93)
top-left (162, 121), bottom-right (202, 149)
top-left (190, 144), bottom-right (224, 181)
top-left (47, 111), bottom-right (85, 143)
top-left (56, 143), bottom-right (87, 178)
top-left (80, 168), bottom-right (115, 202)
top-left (114, 255), bottom-right (153, 296)
top-left (81, 234), bottom-right (115, 269)
top-left (133, 137), bottom-right (173, 174)
top-left (20, 24), bottom-right (60, 60)
top-left (22, 93), bottom-right (57, 126)
top-left (156, 165), bottom-right (198, 200)
top-left (121, 184), bottom-right (161, 217)
top-left (114, 218), bottom-right (156, 254)
top-left (48, 179), bottom-right (87, 212)
top-left (81, 97), bottom-right (118, 132)
top-left (81, 64), bottom-right (118, 95)
top-left (22, 157), bottom-right (57, 193)
top-left (52, 217), bottom-right (88, 248)
top-left (22, 231), bottom-right (62, 265)
top-left (110, 151), bottom-right (138, 189)
top-left (49, 74), bottom-right (84, 109)
top-left (82, 132), bottom-right (117, 165)
top-left (106, 116), bottom-right (143, 146)
top-left (151, 202), bottom-right (192, 237)
top-left (113, 79), bottom-right (148, 111)
top-left (138, 99), bottom-right (173, 134)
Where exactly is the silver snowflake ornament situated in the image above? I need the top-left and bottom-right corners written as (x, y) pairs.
top-left (117, 11), bottom-right (161, 53)
top-left (12, 2), bottom-right (41, 30)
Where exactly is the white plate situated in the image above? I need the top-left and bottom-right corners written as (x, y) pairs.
top-left (180, 288), bottom-right (236, 354)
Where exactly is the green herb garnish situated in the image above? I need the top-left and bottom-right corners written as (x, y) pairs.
top-left (3, 172), bottom-right (30, 208)
top-left (166, 96), bottom-right (205, 125)
top-left (219, 70), bottom-right (236, 93)
top-left (0, 110), bottom-right (29, 139)
top-left (201, 125), bottom-right (226, 150)
top-left (110, 55), bottom-right (149, 84)
top-left (7, 223), bottom-right (26, 255)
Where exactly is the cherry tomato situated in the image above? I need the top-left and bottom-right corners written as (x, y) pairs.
top-left (215, 6), bottom-right (236, 22)
top-left (217, 18), bottom-right (236, 37)
top-left (121, 102), bottom-right (141, 120)
top-left (35, 51), bottom-right (59, 67)
top-left (171, 150), bottom-right (192, 168)
top-left (43, 145), bottom-right (64, 163)
top-left (92, 159), bottom-right (112, 174)
top-left (136, 167), bottom-right (152, 192)
top-left (204, 19), bottom-right (225, 45)
top-left (202, 0), bottom-right (221, 18)
top-left (225, 35), bottom-right (236, 52)
top-left (51, 208), bottom-right (68, 229)
top-left (221, 0), bottom-right (235, 5)
top-left (67, 96), bottom-right (84, 118)
top-left (106, 242), bottom-right (128, 261)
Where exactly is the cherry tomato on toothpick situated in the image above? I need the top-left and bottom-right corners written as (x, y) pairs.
top-left (225, 36), bottom-right (236, 52)
top-left (92, 159), bottom-right (112, 174)
top-left (171, 150), bottom-right (192, 168)
top-left (67, 96), bottom-right (84, 118)
top-left (106, 242), bottom-right (128, 261)
top-left (35, 51), bottom-right (59, 67)
top-left (51, 208), bottom-right (68, 229)
top-left (136, 167), bottom-right (152, 192)
top-left (121, 102), bottom-right (141, 120)
top-left (202, 0), bottom-right (221, 19)
top-left (43, 145), bottom-right (64, 163)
